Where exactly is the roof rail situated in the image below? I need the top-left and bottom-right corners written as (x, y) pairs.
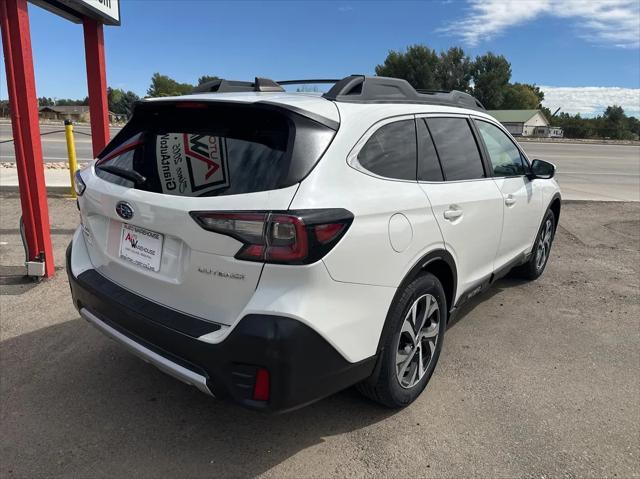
top-left (322, 75), bottom-right (485, 111)
top-left (191, 77), bottom-right (284, 94)
top-left (276, 79), bottom-right (341, 86)
top-left (190, 74), bottom-right (485, 110)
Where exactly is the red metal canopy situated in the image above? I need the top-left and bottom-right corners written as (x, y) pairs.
top-left (0, 0), bottom-right (119, 277)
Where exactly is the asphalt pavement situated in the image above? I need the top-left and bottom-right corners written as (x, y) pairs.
top-left (520, 141), bottom-right (640, 202)
top-left (0, 194), bottom-right (638, 478)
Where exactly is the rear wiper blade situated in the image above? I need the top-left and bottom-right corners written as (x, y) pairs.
top-left (96, 164), bottom-right (147, 185)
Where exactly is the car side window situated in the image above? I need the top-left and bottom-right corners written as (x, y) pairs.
top-left (476, 120), bottom-right (526, 177)
top-left (426, 117), bottom-right (485, 181)
top-left (357, 119), bottom-right (416, 180)
top-left (417, 119), bottom-right (444, 181)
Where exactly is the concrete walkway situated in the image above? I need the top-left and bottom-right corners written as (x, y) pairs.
top-left (0, 165), bottom-right (78, 193)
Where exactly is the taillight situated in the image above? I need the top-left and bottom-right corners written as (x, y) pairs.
top-left (190, 209), bottom-right (353, 265)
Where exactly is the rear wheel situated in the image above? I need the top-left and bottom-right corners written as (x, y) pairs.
top-left (357, 273), bottom-right (446, 408)
top-left (514, 209), bottom-right (556, 280)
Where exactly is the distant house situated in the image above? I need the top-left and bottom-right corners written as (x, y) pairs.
top-left (488, 109), bottom-right (562, 138)
top-left (38, 105), bottom-right (123, 123)
top-left (39, 105), bottom-right (91, 122)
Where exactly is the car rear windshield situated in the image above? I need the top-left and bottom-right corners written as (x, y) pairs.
top-left (94, 101), bottom-right (336, 197)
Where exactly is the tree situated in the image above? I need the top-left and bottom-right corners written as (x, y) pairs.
top-left (55, 97), bottom-right (89, 106)
top-left (108, 87), bottom-right (140, 118)
top-left (626, 115), bottom-right (640, 138)
top-left (147, 73), bottom-right (194, 97)
top-left (471, 52), bottom-right (511, 109)
top-left (197, 75), bottom-right (220, 86)
top-left (603, 105), bottom-right (625, 124)
top-left (375, 44), bottom-right (440, 90)
top-left (38, 97), bottom-right (54, 107)
top-left (500, 83), bottom-right (543, 109)
top-left (435, 47), bottom-right (472, 92)
top-left (0, 100), bottom-right (10, 117)
top-left (602, 105), bottom-right (634, 139)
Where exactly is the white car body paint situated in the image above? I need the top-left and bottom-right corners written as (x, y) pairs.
top-left (71, 89), bottom-right (561, 366)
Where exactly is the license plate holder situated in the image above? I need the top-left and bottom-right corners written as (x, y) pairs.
top-left (119, 223), bottom-right (164, 272)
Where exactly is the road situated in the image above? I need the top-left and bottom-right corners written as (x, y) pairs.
top-left (0, 122), bottom-right (117, 163)
top-left (0, 121), bottom-right (638, 200)
top-left (1, 195), bottom-right (638, 478)
top-left (520, 141), bottom-right (640, 201)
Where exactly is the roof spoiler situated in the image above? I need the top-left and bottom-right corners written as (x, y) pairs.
top-left (192, 77), bottom-right (284, 94)
top-left (190, 75), bottom-right (485, 110)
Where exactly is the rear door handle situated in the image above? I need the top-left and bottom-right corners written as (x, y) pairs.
top-left (443, 206), bottom-right (463, 221)
top-left (504, 194), bottom-right (516, 206)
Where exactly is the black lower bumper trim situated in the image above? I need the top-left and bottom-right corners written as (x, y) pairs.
top-left (66, 242), bottom-right (376, 412)
top-left (77, 268), bottom-right (222, 338)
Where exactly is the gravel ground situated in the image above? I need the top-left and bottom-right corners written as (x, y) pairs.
top-left (0, 194), bottom-right (638, 478)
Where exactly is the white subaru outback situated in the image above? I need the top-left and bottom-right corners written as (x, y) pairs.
top-left (67, 75), bottom-right (561, 412)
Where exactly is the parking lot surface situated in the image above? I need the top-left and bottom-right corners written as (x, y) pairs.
top-left (0, 194), bottom-right (638, 478)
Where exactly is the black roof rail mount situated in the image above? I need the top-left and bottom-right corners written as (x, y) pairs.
top-left (191, 77), bottom-right (285, 94)
top-left (322, 75), bottom-right (485, 111)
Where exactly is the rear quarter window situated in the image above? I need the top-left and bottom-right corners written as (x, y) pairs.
top-left (356, 119), bottom-right (417, 180)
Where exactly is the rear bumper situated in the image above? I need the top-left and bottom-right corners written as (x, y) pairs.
top-left (66, 242), bottom-right (376, 412)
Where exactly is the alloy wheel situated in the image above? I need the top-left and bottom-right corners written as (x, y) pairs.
top-left (535, 218), bottom-right (553, 271)
top-left (395, 294), bottom-right (440, 389)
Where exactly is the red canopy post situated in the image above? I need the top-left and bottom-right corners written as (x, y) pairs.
top-left (0, 0), bottom-right (55, 277)
top-left (82, 17), bottom-right (110, 157)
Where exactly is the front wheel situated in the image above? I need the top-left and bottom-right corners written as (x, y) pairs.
top-left (514, 209), bottom-right (556, 280)
top-left (357, 273), bottom-right (446, 408)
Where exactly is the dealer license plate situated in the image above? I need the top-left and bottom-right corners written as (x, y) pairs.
top-left (119, 223), bottom-right (164, 272)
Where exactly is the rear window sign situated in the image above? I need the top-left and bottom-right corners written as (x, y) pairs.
top-left (156, 133), bottom-right (230, 196)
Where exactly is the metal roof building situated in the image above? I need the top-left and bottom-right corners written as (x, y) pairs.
top-left (488, 109), bottom-right (553, 137)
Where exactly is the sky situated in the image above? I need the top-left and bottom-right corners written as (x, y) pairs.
top-left (1, 0), bottom-right (639, 116)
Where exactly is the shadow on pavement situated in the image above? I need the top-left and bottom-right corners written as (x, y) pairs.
top-left (447, 275), bottom-right (528, 330)
top-left (0, 316), bottom-right (395, 477)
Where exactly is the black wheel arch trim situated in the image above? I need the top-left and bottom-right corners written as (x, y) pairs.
top-left (408, 249), bottom-right (457, 311)
top-left (375, 249), bottom-right (457, 352)
top-left (547, 192), bottom-right (562, 229)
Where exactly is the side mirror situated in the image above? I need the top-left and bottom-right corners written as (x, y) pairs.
top-left (528, 159), bottom-right (556, 180)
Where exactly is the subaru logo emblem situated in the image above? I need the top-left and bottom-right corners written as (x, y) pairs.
top-left (115, 201), bottom-right (134, 220)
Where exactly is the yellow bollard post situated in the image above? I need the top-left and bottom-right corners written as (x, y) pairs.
top-left (64, 119), bottom-right (78, 198)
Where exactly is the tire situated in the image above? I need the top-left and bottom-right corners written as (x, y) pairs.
top-left (514, 209), bottom-right (556, 280)
top-left (357, 273), bottom-right (447, 408)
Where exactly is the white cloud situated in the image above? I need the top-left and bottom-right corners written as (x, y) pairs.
top-left (441, 0), bottom-right (640, 48)
top-left (540, 86), bottom-right (640, 116)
